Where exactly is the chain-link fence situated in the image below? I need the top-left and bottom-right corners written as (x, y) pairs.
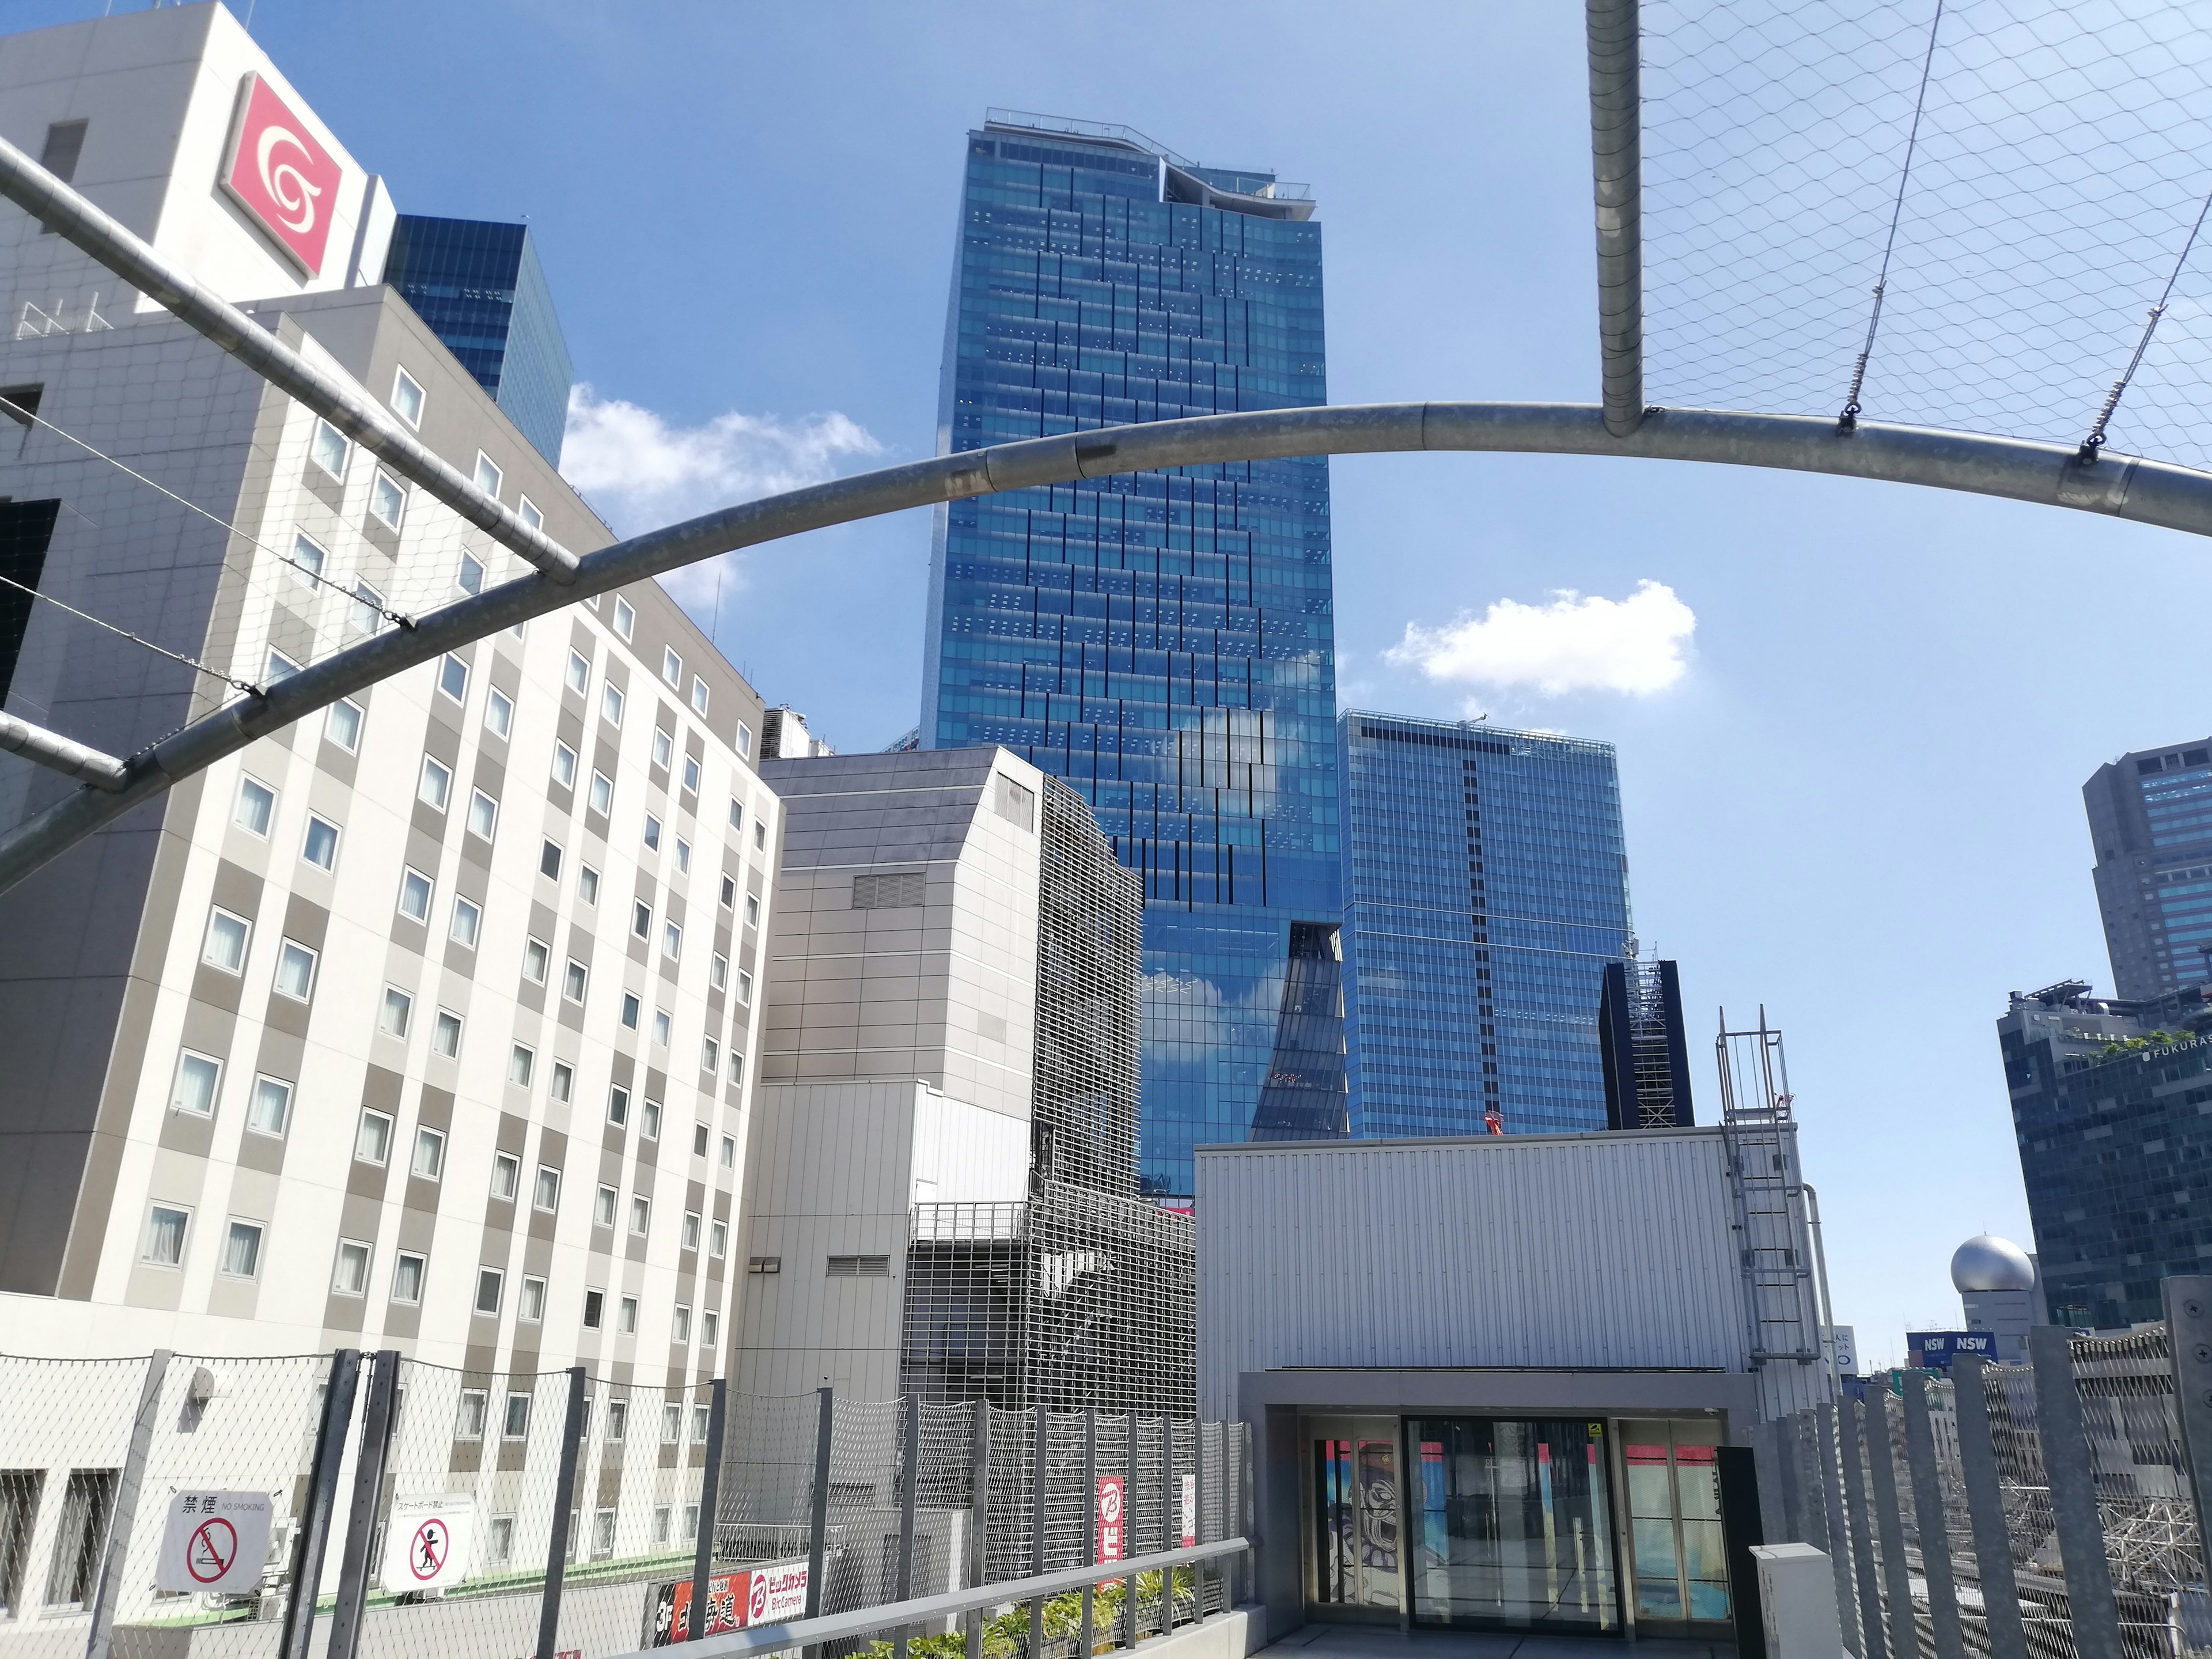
top-left (0, 1353), bottom-right (1248, 1659)
top-left (1756, 1323), bottom-right (2210, 1659)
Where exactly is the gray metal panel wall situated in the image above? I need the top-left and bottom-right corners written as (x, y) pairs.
top-left (1195, 1128), bottom-right (1750, 1420)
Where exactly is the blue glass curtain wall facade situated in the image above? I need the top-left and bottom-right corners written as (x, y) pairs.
top-left (382, 215), bottom-right (575, 467)
top-left (923, 122), bottom-right (1339, 1196)
top-left (1340, 712), bottom-right (1631, 1138)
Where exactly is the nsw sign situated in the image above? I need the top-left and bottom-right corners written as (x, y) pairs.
top-left (156, 1490), bottom-right (272, 1594)
top-left (380, 1495), bottom-right (474, 1592)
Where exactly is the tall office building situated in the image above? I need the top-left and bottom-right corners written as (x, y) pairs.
top-left (382, 214), bottom-right (574, 467)
top-left (1997, 980), bottom-right (2212, 1327)
top-left (921, 112), bottom-right (1339, 1195)
top-left (1339, 711), bottom-right (1633, 1138)
top-left (2085, 737), bottom-right (2212, 998)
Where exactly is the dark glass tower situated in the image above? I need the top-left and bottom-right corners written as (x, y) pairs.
top-left (2085, 737), bottom-right (2212, 998)
top-left (382, 215), bottom-right (574, 467)
top-left (921, 112), bottom-right (1339, 1195)
top-left (1339, 711), bottom-right (1633, 1138)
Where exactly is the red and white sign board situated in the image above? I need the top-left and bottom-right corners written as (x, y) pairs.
top-left (156, 1490), bottom-right (272, 1593)
top-left (1096, 1475), bottom-right (1126, 1563)
top-left (219, 74), bottom-right (342, 276)
top-left (1179, 1474), bottom-right (1196, 1548)
top-left (748, 1560), bottom-right (809, 1623)
top-left (380, 1495), bottom-right (474, 1592)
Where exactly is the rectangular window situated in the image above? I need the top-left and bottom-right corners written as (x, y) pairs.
top-left (381, 985), bottom-right (414, 1038)
top-left (519, 495), bottom-right (543, 532)
top-left (285, 529), bottom-right (325, 586)
top-left (641, 1098), bottom-right (662, 1139)
top-left (662, 646), bottom-right (682, 687)
top-left (589, 772), bottom-right (613, 816)
top-left (632, 899), bottom-right (652, 940)
top-left (42, 1469), bottom-right (114, 1611)
top-left (652, 728), bottom-right (673, 770)
top-left (737, 724), bottom-right (753, 760)
top-left (474, 1267), bottom-right (503, 1316)
top-left (503, 1393), bottom-right (531, 1439)
top-left (621, 993), bottom-right (641, 1031)
top-left (719, 875), bottom-right (735, 909)
top-left (467, 789), bottom-right (498, 840)
top-left (693, 1123), bottom-right (710, 1157)
top-left (509, 1043), bottom-right (535, 1087)
top-left (702, 1037), bottom-right (719, 1074)
top-left (630, 1196), bottom-right (650, 1236)
top-left (710, 1219), bottom-right (728, 1257)
top-left (300, 815), bottom-right (339, 872)
top-left (592, 1510), bottom-right (615, 1560)
top-left (682, 1211), bottom-right (701, 1252)
top-left (620, 1295), bottom-right (639, 1335)
top-left (654, 1506), bottom-right (671, 1548)
top-left (566, 649), bottom-right (589, 695)
top-left (651, 1008), bottom-right (670, 1047)
top-left (643, 815), bottom-right (662, 853)
top-left (141, 1204), bottom-right (190, 1267)
top-left (737, 970), bottom-right (753, 1006)
top-left (550, 1060), bottom-right (574, 1103)
top-left (247, 1075), bottom-right (290, 1137)
top-left (539, 843), bottom-right (565, 887)
top-left (432, 1009), bottom-right (463, 1058)
top-left (202, 908), bottom-right (249, 973)
top-left (608, 1085), bottom-right (630, 1126)
top-left (661, 1403), bottom-right (681, 1444)
top-left (355, 1109), bottom-right (393, 1165)
top-left (234, 776), bottom-right (275, 836)
top-left (552, 741), bottom-right (578, 788)
top-left (412, 1127), bottom-right (446, 1181)
top-left (682, 755), bottom-right (702, 795)
top-left (594, 1186), bottom-right (618, 1229)
top-left (702, 1309), bottom-right (719, 1347)
top-left (613, 596), bottom-right (635, 640)
top-left (994, 774), bottom-right (1036, 830)
top-left (267, 649), bottom-right (300, 683)
top-left (171, 1051), bottom-right (220, 1117)
top-left (601, 684), bottom-right (624, 726)
top-left (524, 937), bottom-right (550, 984)
top-left (326, 698), bottom-right (363, 751)
top-left (391, 1251), bottom-right (426, 1305)
top-left (608, 1402), bottom-right (631, 1444)
top-left (310, 418), bottom-right (349, 479)
top-left (332, 1238), bottom-right (371, 1296)
top-left (720, 1135), bottom-right (736, 1171)
top-left (691, 1404), bottom-right (710, 1442)
top-left (397, 867), bottom-right (433, 922)
top-left (853, 872), bottom-right (926, 910)
top-left (491, 1152), bottom-right (521, 1201)
top-left (450, 895), bottom-right (482, 948)
top-left (535, 1165), bottom-right (561, 1211)
top-left (579, 866), bottom-right (600, 903)
top-left (753, 821), bottom-right (767, 850)
top-left (728, 798), bottom-right (744, 831)
top-left (745, 893), bottom-right (760, 927)
top-left (564, 960), bottom-right (588, 1003)
top-left (691, 677), bottom-right (710, 715)
top-left (582, 1289), bottom-right (605, 1329)
top-left (662, 922), bottom-right (682, 961)
top-left (487, 1513), bottom-right (516, 1565)
top-left (457, 551), bottom-right (485, 596)
top-left (728, 1049), bottom-right (744, 1087)
top-left (474, 452), bottom-right (504, 499)
top-left (673, 1304), bottom-right (692, 1344)
top-left (349, 581), bottom-right (382, 637)
top-left (675, 838), bottom-right (691, 874)
top-left (438, 654), bottom-right (469, 703)
top-left (457, 1390), bottom-right (489, 1441)
top-left (520, 1275), bottom-right (546, 1322)
top-left (710, 953), bottom-right (728, 993)
top-left (825, 1255), bottom-right (892, 1278)
top-left (418, 755), bottom-right (452, 810)
top-left (369, 469), bottom-right (407, 531)
top-left (391, 368), bottom-right (425, 427)
top-left (273, 940), bottom-right (317, 1000)
top-left (486, 686), bottom-right (514, 738)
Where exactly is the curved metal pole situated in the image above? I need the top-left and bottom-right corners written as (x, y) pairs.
top-left (2, 399), bottom-right (2209, 896)
top-left (1586, 0), bottom-right (1643, 437)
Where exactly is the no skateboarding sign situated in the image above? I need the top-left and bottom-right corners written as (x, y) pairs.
top-left (156, 1491), bottom-right (272, 1594)
top-left (380, 1496), bottom-right (474, 1592)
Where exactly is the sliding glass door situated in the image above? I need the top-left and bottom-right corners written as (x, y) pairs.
top-left (1408, 1418), bottom-right (1618, 1632)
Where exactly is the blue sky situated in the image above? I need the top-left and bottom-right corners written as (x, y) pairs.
top-left (32, 0), bottom-right (2212, 1365)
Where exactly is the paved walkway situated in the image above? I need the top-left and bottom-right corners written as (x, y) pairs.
top-left (1256, 1621), bottom-right (1736, 1659)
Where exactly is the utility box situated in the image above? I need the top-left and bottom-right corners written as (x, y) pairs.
top-left (1753, 1543), bottom-right (1842, 1659)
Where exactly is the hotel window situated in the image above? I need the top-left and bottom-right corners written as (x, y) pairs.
top-left (509, 1043), bottom-right (535, 1088)
top-left (457, 1390), bottom-right (489, 1440)
top-left (633, 899), bottom-right (652, 940)
top-left (310, 418), bottom-right (349, 479)
top-left (519, 496), bottom-right (543, 532)
top-left (221, 1219), bottom-right (263, 1280)
top-left (620, 1296), bottom-right (639, 1336)
top-left (630, 1195), bottom-right (650, 1237)
top-left (621, 993), bottom-right (641, 1031)
top-left (682, 755), bottom-right (700, 795)
top-left (468, 789), bottom-right (499, 840)
top-left (267, 649), bottom-right (300, 682)
top-left (736, 969), bottom-right (754, 1006)
top-left (702, 1037), bottom-right (719, 1075)
top-left (456, 551), bottom-right (486, 596)
top-left (504, 1393), bottom-right (531, 1439)
top-left (524, 937), bottom-right (551, 984)
top-left (745, 893), bottom-right (760, 927)
top-left (285, 529), bottom-right (325, 586)
top-left (662, 922), bottom-right (682, 962)
top-left (710, 953), bottom-right (728, 993)
top-left (710, 1219), bottom-right (728, 1257)
top-left (652, 728), bottom-right (673, 770)
top-left (485, 686), bottom-right (514, 738)
top-left (608, 1085), bottom-right (630, 1126)
top-left (672, 1305), bottom-right (692, 1344)
top-left (702, 1309), bottom-right (719, 1347)
top-left (720, 1134), bottom-right (736, 1171)
top-left (601, 684), bottom-right (624, 727)
top-left (390, 366), bottom-right (425, 427)
top-left (589, 772), bottom-right (613, 816)
top-left (728, 798), bottom-right (744, 831)
top-left (552, 741), bottom-right (578, 788)
top-left (675, 837), bottom-right (691, 873)
top-left (326, 698), bottom-right (363, 751)
top-left (235, 775), bottom-right (275, 836)
top-left (563, 959), bottom-right (588, 1003)
top-left (370, 470), bottom-right (406, 530)
top-left (643, 815), bottom-right (661, 853)
top-left (491, 1152), bottom-right (521, 1202)
top-left (331, 1238), bottom-right (371, 1297)
top-left (540, 838), bottom-right (563, 880)
top-left (171, 1051), bottom-right (220, 1117)
top-left (474, 452), bottom-right (504, 499)
top-left (438, 654), bottom-right (469, 703)
top-left (535, 1165), bottom-right (562, 1212)
top-left (660, 1404), bottom-right (681, 1444)
top-left (247, 1075), bottom-right (291, 1137)
top-left (474, 1267), bottom-right (503, 1317)
top-left (349, 581), bottom-right (382, 637)
top-left (565, 649), bottom-right (589, 695)
top-left (682, 1211), bottom-right (701, 1252)
top-left (737, 722), bottom-right (753, 760)
top-left (412, 1127), bottom-right (446, 1181)
top-left (579, 866), bottom-right (601, 903)
top-left (142, 1204), bottom-right (190, 1268)
top-left (690, 677), bottom-right (710, 715)
top-left (613, 596), bottom-right (635, 640)
top-left (550, 1061), bottom-right (574, 1104)
top-left (728, 1049), bottom-right (745, 1087)
top-left (202, 908), bottom-right (250, 973)
top-left (380, 986), bottom-right (414, 1038)
top-left (273, 940), bottom-right (317, 1001)
top-left (431, 1009), bottom-right (463, 1058)
top-left (520, 1275), bottom-right (547, 1322)
top-left (418, 755), bottom-right (452, 811)
top-left (662, 647), bottom-right (682, 687)
top-left (651, 1007), bottom-right (670, 1047)
top-left (391, 1251), bottom-right (426, 1305)
top-left (594, 1186), bottom-right (618, 1229)
top-left (450, 895), bottom-right (482, 949)
top-left (300, 815), bottom-right (339, 872)
top-left (583, 1289), bottom-right (605, 1330)
top-left (641, 1098), bottom-right (662, 1139)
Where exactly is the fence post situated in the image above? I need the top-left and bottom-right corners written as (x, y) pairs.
top-left (536, 1368), bottom-right (586, 1659)
top-left (689, 1378), bottom-right (726, 1642)
top-left (2029, 1325), bottom-right (2124, 1659)
top-left (805, 1385), bottom-right (833, 1623)
top-left (1952, 1356), bottom-right (2029, 1659)
top-left (2163, 1279), bottom-right (2212, 1595)
top-left (83, 1347), bottom-right (169, 1659)
top-left (964, 1403), bottom-right (989, 1659)
top-left (1837, 1399), bottom-right (1889, 1659)
top-left (280, 1348), bottom-right (362, 1659)
top-left (1028, 1408), bottom-right (1047, 1659)
top-left (1902, 1373), bottom-right (1966, 1659)
top-left (1794, 1414), bottom-right (1829, 1555)
top-left (1195, 1420), bottom-right (1211, 1625)
top-left (1863, 1395), bottom-right (1918, 1659)
top-left (1123, 1414), bottom-right (1139, 1649)
top-left (1161, 1417), bottom-right (1177, 1636)
top-left (1080, 1410), bottom-right (1097, 1659)
top-left (1816, 1402), bottom-right (1863, 1658)
top-left (892, 1396), bottom-right (919, 1659)
top-left (327, 1350), bottom-right (400, 1659)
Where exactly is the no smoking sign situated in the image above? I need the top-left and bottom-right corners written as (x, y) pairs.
top-left (157, 1491), bottom-right (272, 1594)
top-left (380, 1496), bottom-right (474, 1592)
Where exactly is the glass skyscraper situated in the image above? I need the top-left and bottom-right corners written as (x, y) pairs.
top-left (382, 215), bottom-right (574, 466)
top-left (1339, 711), bottom-right (1633, 1138)
top-left (921, 112), bottom-right (1339, 1195)
top-left (2085, 736), bottom-right (2212, 998)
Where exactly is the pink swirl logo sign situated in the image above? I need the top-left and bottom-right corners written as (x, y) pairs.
top-left (220, 74), bottom-right (340, 276)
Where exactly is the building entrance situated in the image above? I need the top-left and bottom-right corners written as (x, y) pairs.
top-left (1408, 1418), bottom-right (1618, 1632)
top-left (1620, 1419), bottom-right (1732, 1631)
top-left (1306, 1418), bottom-right (1402, 1618)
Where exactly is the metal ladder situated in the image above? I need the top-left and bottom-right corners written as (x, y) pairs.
top-left (1715, 1010), bottom-right (1823, 1366)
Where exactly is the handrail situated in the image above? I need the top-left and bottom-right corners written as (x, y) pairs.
top-left (609, 1536), bottom-right (1250, 1659)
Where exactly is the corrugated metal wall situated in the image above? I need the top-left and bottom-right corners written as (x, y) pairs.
top-left (1196, 1129), bottom-right (1758, 1420)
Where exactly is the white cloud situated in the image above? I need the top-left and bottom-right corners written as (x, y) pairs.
top-left (1385, 580), bottom-right (1696, 696)
top-left (560, 383), bottom-right (882, 537)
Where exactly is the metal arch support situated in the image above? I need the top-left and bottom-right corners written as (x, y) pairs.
top-left (0, 711), bottom-right (127, 790)
top-left (0, 135), bottom-right (578, 582)
top-left (1586, 0), bottom-right (1644, 437)
top-left (0, 400), bottom-right (2208, 896)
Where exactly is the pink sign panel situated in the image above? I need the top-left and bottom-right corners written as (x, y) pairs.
top-left (220, 74), bottom-right (340, 275)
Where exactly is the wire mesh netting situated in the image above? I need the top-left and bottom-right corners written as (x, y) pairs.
top-left (1642, 0), bottom-right (2212, 469)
